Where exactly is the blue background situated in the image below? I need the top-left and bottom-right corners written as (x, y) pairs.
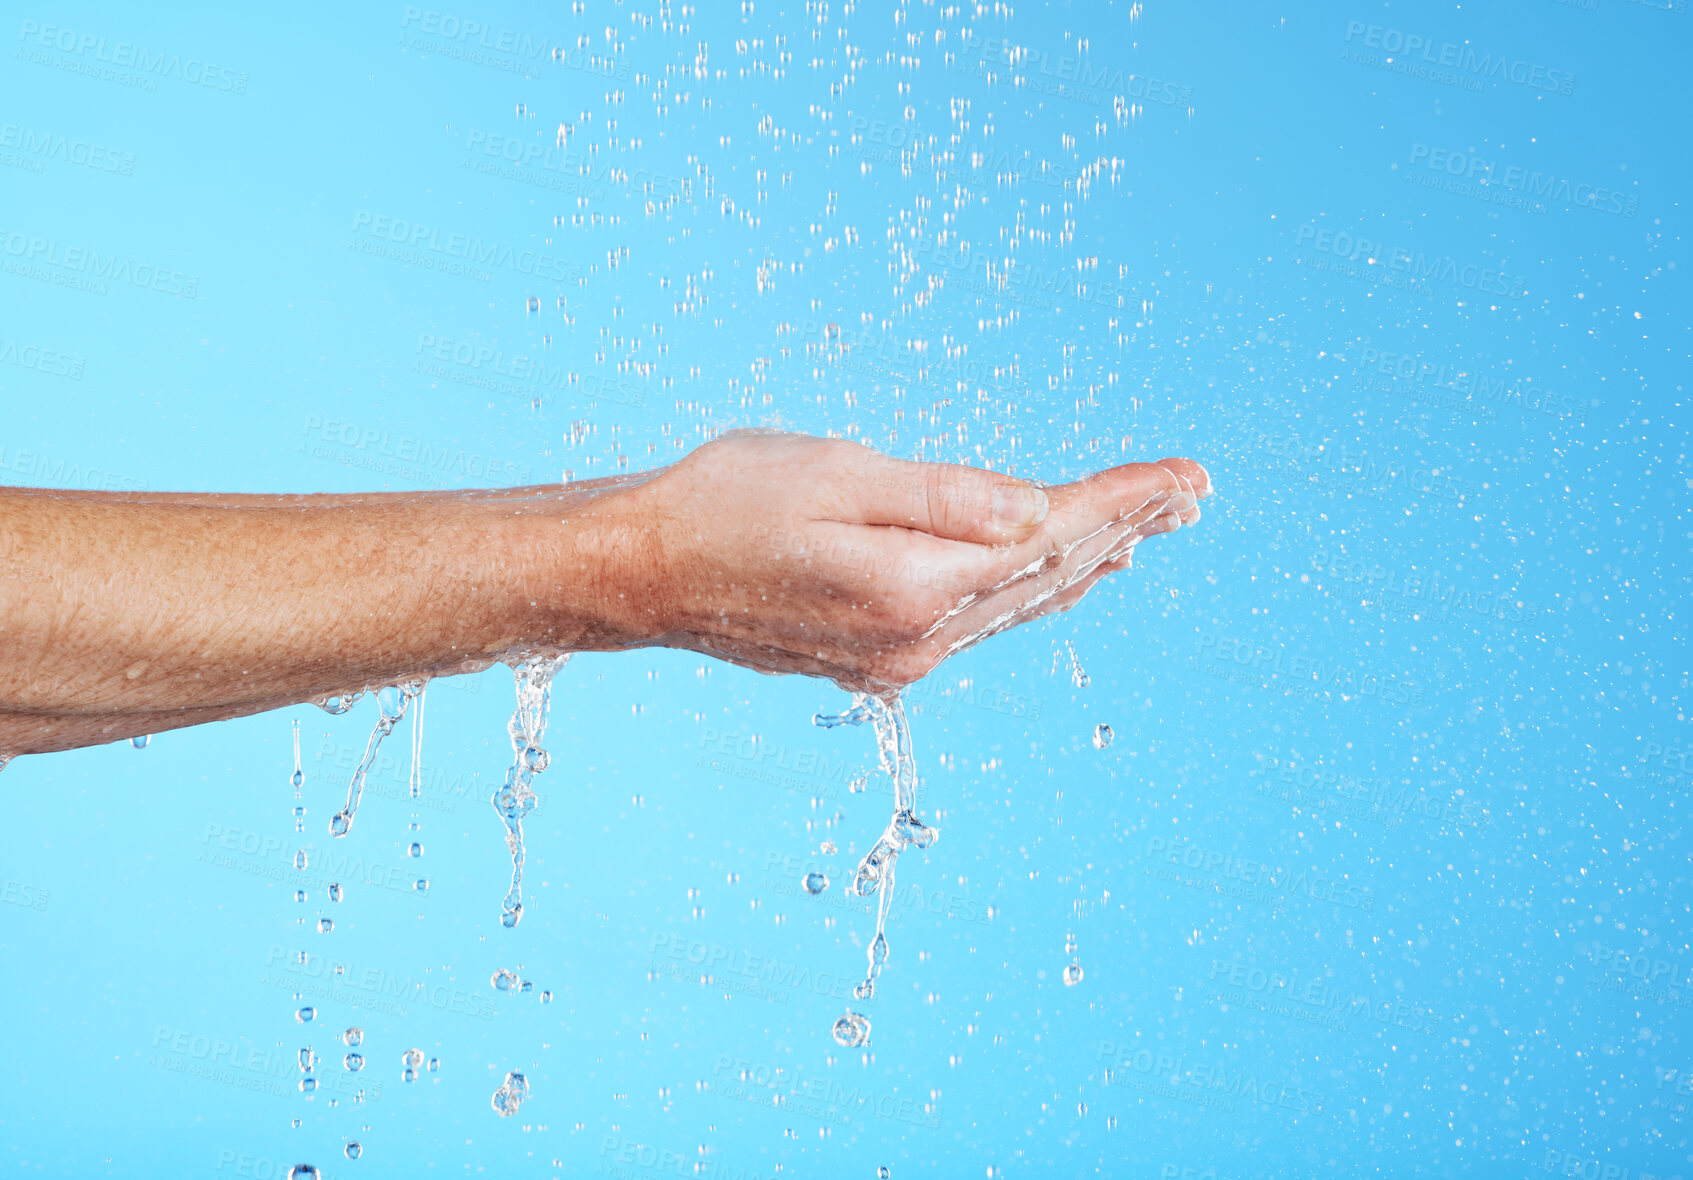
top-left (1, 1), bottom-right (1689, 1176)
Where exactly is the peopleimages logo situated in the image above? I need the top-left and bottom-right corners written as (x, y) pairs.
top-left (349, 211), bottom-right (583, 284)
top-left (1293, 223), bottom-right (1527, 300)
top-left (1341, 22), bottom-right (1575, 95)
top-left (15, 20), bottom-right (250, 94)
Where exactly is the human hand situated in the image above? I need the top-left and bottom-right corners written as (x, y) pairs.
top-left (574, 431), bottom-right (1210, 692)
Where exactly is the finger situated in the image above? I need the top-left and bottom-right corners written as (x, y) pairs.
top-left (844, 452), bottom-right (1051, 545)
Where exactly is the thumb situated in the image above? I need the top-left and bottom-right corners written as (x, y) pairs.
top-left (851, 454), bottom-right (1049, 544)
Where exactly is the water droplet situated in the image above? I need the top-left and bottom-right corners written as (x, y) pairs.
top-left (408, 841), bottom-right (423, 858)
top-left (804, 872), bottom-right (829, 895)
top-left (521, 745), bottom-right (549, 773)
top-left (343, 1027), bottom-right (363, 1046)
top-left (402, 1068), bottom-right (418, 1084)
top-left (820, 840), bottom-right (837, 855)
top-left (831, 1011), bottom-right (871, 1048)
top-left (317, 692), bottom-right (363, 715)
top-left (501, 906), bottom-right (522, 929)
top-left (428, 1057), bottom-right (440, 1072)
top-left (539, 990), bottom-right (553, 1004)
top-left (291, 769), bottom-right (304, 789)
top-left (491, 1070), bottom-right (530, 1117)
top-left (879, 1168), bottom-right (892, 1179)
top-left (329, 811), bottom-right (351, 838)
top-left (318, 917), bottom-right (334, 934)
top-left (345, 1053), bottom-right (364, 1072)
top-left (492, 969), bottom-right (521, 991)
top-left (287, 1167), bottom-right (319, 1180)
top-left (295, 889), bottom-right (307, 903)
top-left (1077, 1101), bottom-right (1088, 1117)
top-left (402, 1048), bottom-right (425, 1071)
top-left (296, 1007), bottom-right (315, 1023)
top-left (1092, 724), bottom-right (1113, 750)
top-left (130, 734), bottom-right (150, 749)
top-left (415, 878), bottom-right (430, 892)
top-left (299, 1076), bottom-right (317, 1094)
top-left (1063, 962), bottom-right (1084, 986)
top-left (294, 850), bottom-right (309, 871)
top-left (345, 1142), bottom-right (362, 1161)
top-left (327, 883), bottom-right (343, 903)
top-left (298, 1048), bottom-right (315, 1072)
top-left (377, 686), bottom-right (405, 721)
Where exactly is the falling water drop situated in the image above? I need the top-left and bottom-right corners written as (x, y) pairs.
top-left (804, 872), bottom-right (829, 895)
top-left (327, 883), bottom-right (342, 903)
top-left (287, 1167), bottom-right (319, 1180)
top-left (831, 1011), bottom-right (871, 1048)
top-left (1092, 724), bottom-right (1113, 749)
top-left (1063, 963), bottom-right (1084, 986)
top-left (130, 734), bottom-right (150, 749)
top-left (491, 1070), bottom-right (530, 1117)
top-left (343, 1027), bottom-right (363, 1047)
top-left (345, 1142), bottom-right (363, 1160)
top-left (294, 850), bottom-right (309, 871)
top-left (345, 1053), bottom-right (364, 1072)
top-left (296, 1006), bottom-right (315, 1024)
top-left (491, 969), bottom-right (521, 991)
top-left (318, 917), bottom-right (334, 934)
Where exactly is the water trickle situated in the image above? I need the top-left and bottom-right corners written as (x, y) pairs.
top-left (291, 719), bottom-right (304, 789)
top-left (831, 1011), bottom-right (871, 1048)
top-left (1063, 640), bottom-right (1090, 689)
top-left (330, 682), bottom-right (421, 838)
top-left (492, 653), bottom-right (571, 928)
top-left (1092, 723), bottom-right (1113, 749)
top-left (491, 1070), bottom-right (530, 1117)
top-left (816, 693), bottom-right (938, 1016)
top-left (408, 684), bottom-right (428, 800)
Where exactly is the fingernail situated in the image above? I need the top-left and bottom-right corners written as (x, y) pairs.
top-left (993, 485), bottom-right (1048, 528)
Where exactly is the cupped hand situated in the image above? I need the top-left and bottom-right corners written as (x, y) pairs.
top-left (588, 431), bottom-right (1210, 693)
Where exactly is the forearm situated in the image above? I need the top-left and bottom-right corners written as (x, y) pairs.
top-left (0, 483), bottom-right (637, 754)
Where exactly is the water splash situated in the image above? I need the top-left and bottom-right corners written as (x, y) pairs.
top-left (329, 683), bottom-right (422, 838)
top-left (492, 653), bottom-right (571, 928)
top-left (814, 692), bottom-right (938, 1023)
